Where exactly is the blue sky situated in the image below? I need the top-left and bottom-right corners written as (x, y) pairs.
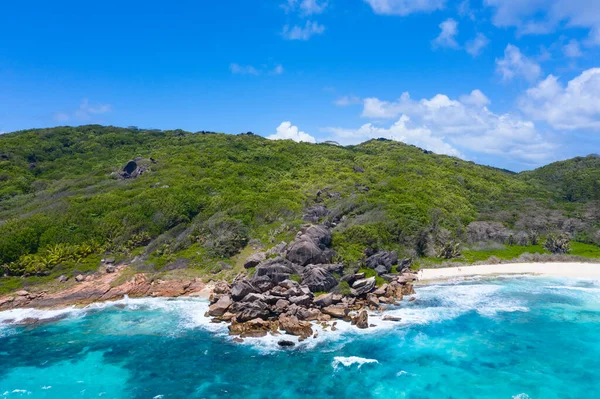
top-left (1, 0), bottom-right (599, 171)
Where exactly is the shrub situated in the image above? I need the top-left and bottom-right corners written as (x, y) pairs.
top-left (543, 233), bottom-right (571, 254)
top-left (437, 240), bottom-right (462, 259)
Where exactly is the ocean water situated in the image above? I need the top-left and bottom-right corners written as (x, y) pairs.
top-left (1, 276), bottom-right (600, 398)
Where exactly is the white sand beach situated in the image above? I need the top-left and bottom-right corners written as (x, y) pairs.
top-left (418, 262), bottom-right (600, 283)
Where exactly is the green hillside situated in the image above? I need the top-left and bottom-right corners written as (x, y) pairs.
top-left (0, 125), bottom-right (598, 289)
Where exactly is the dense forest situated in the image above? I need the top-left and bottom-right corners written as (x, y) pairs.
top-left (0, 126), bottom-right (599, 288)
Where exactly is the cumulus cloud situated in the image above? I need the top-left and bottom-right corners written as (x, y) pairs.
top-left (484, 0), bottom-right (600, 39)
top-left (230, 63), bottom-right (259, 75)
top-left (465, 33), bottom-right (489, 56)
top-left (519, 68), bottom-right (600, 130)
top-left (334, 95), bottom-right (362, 106)
top-left (432, 18), bottom-right (459, 49)
top-left (364, 0), bottom-right (446, 16)
top-left (282, 21), bottom-right (325, 40)
top-left (54, 99), bottom-right (112, 123)
top-left (330, 90), bottom-right (555, 163)
top-left (268, 121), bottom-right (316, 143)
top-left (271, 64), bottom-right (285, 75)
top-left (496, 44), bottom-right (542, 82)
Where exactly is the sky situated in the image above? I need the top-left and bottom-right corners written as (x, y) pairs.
top-left (1, 0), bottom-right (599, 171)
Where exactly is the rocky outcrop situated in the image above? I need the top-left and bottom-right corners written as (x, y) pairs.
top-left (204, 219), bottom-right (419, 342)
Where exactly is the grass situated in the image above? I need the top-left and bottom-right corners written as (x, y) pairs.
top-left (461, 245), bottom-right (548, 263)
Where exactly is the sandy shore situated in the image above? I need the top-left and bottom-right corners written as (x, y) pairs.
top-left (418, 262), bottom-right (600, 283)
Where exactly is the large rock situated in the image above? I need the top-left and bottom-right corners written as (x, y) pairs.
top-left (351, 277), bottom-right (376, 297)
top-left (231, 280), bottom-right (259, 301)
top-left (301, 266), bottom-right (338, 293)
top-left (365, 251), bottom-right (399, 275)
top-left (279, 314), bottom-right (313, 339)
top-left (302, 206), bottom-right (329, 223)
top-left (230, 301), bottom-right (270, 322)
top-left (322, 305), bottom-right (348, 318)
top-left (313, 293), bottom-right (334, 308)
top-left (289, 294), bottom-right (312, 307)
top-left (244, 252), bottom-right (266, 269)
top-left (340, 273), bottom-right (365, 286)
top-left (353, 310), bottom-right (369, 329)
top-left (286, 239), bottom-right (329, 266)
top-left (254, 257), bottom-right (301, 283)
top-left (228, 318), bottom-right (278, 338)
top-left (251, 275), bottom-right (276, 293)
top-left (266, 242), bottom-right (287, 257)
top-left (208, 295), bottom-right (232, 317)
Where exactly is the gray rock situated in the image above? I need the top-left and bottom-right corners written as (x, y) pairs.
top-left (105, 265), bottom-right (116, 273)
top-left (75, 274), bottom-right (85, 282)
top-left (340, 273), bottom-right (365, 285)
top-left (302, 206), bottom-right (329, 223)
top-left (278, 340), bottom-right (296, 348)
top-left (254, 257), bottom-right (301, 283)
top-left (274, 299), bottom-right (290, 313)
top-left (231, 280), bottom-right (259, 301)
top-left (230, 301), bottom-right (270, 322)
top-left (351, 277), bottom-right (376, 297)
top-left (251, 275), bottom-right (276, 293)
top-left (208, 295), bottom-right (232, 317)
top-left (365, 251), bottom-right (399, 275)
top-left (266, 242), bottom-right (287, 257)
top-left (244, 252), bottom-right (266, 269)
top-left (301, 266), bottom-right (338, 293)
top-left (58, 275), bottom-right (69, 283)
top-left (240, 293), bottom-right (266, 303)
top-left (289, 295), bottom-right (312, 307)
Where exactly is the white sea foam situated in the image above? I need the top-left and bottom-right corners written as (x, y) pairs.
top-left (332, 356), bottom-right (378, 371)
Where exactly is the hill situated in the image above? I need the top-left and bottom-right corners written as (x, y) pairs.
top-left (0, 125), bottom-right (598, 290)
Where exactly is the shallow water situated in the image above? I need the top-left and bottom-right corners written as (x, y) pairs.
top-left (1, 276), bottom-right (600, 398)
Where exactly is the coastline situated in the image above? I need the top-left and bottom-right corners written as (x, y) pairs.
top-left (418, 262), bottom-right (600, 283)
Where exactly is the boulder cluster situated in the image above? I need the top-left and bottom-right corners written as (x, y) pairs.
top-left (206, 223), bottom-right (418, 344)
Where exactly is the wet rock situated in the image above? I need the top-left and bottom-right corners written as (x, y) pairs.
top-left (208, 295), bottom-right (232, 317)
top-left (244, 252), bottom-right (266, 269)
top-left (353, 310), bottom-right (369, 329)
top-left (382, 315), bottom-right (402, 322)
top-left (301, 266), bottom-right (337, 293)
top-left (279, 314), bottom-right (313, 339)
top-left (351, 277), bottom-right (376, 297)
top-left (231, 280), bottom-right (259, 301)
top-left (402, 284), bottom-right (416, 296)
top-left (278, 340), bottom-right (296, 348)
top-left (228, 318), bottom-right (278, 337)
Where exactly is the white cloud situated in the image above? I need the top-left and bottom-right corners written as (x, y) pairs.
top-left (465, 33), bottom-right (489, 56)
top-left (283, 0), bottom-right (328, 16)
top-left (54, 99), bottom-right (112, 123)
top-left (520, 68), bottom-right (600, 130)
top-left (334, 95), bottom-right (361, 106)
top-left (484, 0), bottom-right (600, 39)
top-left (282, 21), bottom-right (325, 40)
top-left (230, 63), bottom-right (259, 75)
top-left (495, 44), bottom-right (542, 82)
top-left (331, 90), bottom-right (555, 163)
top-left (268, 121), bottom-right (316, 143)
top-left (562, 39), bottom-right (582, 57)
top-left (432, 18), bottom-right (459, 49)
top-left (271, 64), bottom-right (285, 75)
top-left (364, 0), bottom-right (446, 16)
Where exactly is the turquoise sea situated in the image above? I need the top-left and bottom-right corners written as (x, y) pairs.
top-left (1, 276), bottom-right (600, 398)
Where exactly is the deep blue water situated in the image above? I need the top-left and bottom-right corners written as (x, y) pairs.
top-left (1, 276), bottom-right (600, 398)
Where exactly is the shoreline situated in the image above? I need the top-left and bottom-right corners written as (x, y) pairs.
top-left (418, 262), bottom-right (600, 283)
